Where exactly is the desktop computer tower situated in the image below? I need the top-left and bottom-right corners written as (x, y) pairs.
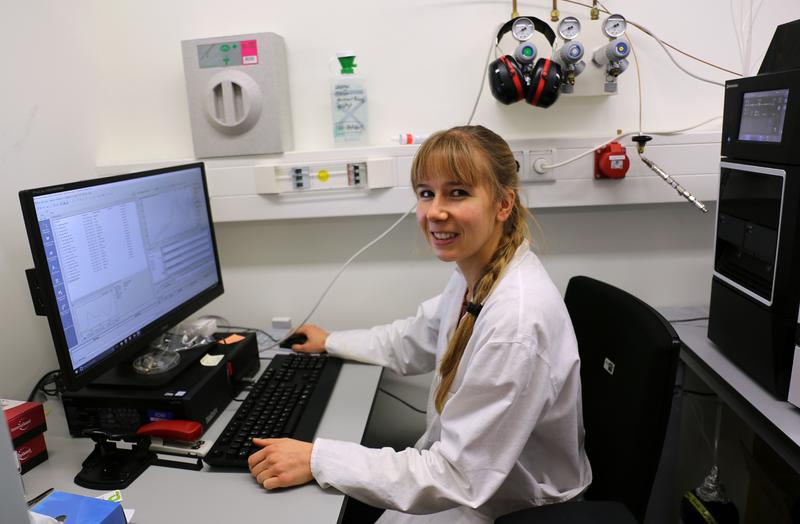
top-left (708, 58), bottom-right (800, 404)
top-left (61, 350), bottom-right (232, 437)
top-left (61, 333), bottom-right (259, 436)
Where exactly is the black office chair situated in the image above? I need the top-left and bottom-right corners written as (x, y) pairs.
top-left (497, 276), bottom-right (681, 524)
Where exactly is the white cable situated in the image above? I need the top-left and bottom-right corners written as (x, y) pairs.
top-left (623, 32), bottom-right (643, 135)
top-left (467, 25), bottom-right (504, 125)
top-left (746, 0), bottom-right (754, 75)
top-left (264, 203), bottom-right (417, 350)
top-left (748, 0), bottom-right (765, 75)
top-left (541, 115), bottom-right (722, 170)
top-left (740, 0), bottom-right (752, 76)
top-left (730, 0), bottom-right (745, 73)
top-left (647, 115), bottom-right (723, 136)
top-left (632, 21), bottom-right (726, 87)
top-left (752, 0), bottom-right (765, 24)
top-left (730, 0), bottom-right (764, 76)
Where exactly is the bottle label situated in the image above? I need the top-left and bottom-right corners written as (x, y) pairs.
top-left (332, 81), bottom-right (367, 142)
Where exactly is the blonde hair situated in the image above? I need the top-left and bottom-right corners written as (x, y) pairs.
top-left (411, 126), bottom-right (531, 413)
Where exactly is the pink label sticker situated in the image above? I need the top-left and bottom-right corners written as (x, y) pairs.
top-left (241, 40), bottom-right (258, 65)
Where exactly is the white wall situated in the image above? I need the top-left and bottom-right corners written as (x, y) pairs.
top-left (0, 2), bottom-right (96, 400)
top-left (1, 0), bottom-right (799, 427)
top-left (91, 0), bottom-right (795, 162)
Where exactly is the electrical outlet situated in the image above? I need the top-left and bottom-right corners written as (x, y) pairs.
top-left (347, 162), bottom-right (367, 187)
top-left (272, 316), bottom-right (292, 329)
top-left (291, 166), bottom-right (310, 190)
top-left (524, 149), bottom-right (557, 183)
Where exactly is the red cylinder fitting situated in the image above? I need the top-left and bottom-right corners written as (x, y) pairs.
top-left (594, 141), bottom-right (630, 179)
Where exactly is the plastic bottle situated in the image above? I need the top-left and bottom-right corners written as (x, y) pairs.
top-left (331, 51), bottom-right (368, 146)
top-left (394, 133), bottom-right (428, 145)
top-left (679, 466), bottom-right (739, 524)
top-left (679, 402), bottom-right (739, 524)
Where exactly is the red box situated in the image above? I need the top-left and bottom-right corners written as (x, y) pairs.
top-left (2, 399), bottom-right (48, 473)
top-left (15, 433), bottom-right (48, 473)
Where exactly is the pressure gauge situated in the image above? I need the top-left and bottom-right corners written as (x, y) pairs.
top-left (558, 16), bottom-right (581, 40)
top-left (602, 14), bottom-right (627, 38)
top-left (511, 17), bottom-right (535, 41)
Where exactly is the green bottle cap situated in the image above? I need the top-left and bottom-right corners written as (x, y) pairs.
top-left (337, 54), bottom-right (357, 75)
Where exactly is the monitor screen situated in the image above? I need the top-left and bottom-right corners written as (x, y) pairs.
top-left (738, 88), bottom-right (789, 143)
top-left (19, 163), bottom-right (223, 390)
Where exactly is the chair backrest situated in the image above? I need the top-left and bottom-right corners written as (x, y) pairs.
top-left (565, 276), bottom-right (680, 522)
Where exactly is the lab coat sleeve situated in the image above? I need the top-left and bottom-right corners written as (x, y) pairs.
top-left (310, 339), bottom-right (552, 514)
top-left (323, 294), bottom-right (441, 376)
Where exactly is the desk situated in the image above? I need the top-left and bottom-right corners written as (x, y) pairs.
top-left (669, 312), bottom-right (800, 473)
top-left (22, 360), bottom-right (383, 523)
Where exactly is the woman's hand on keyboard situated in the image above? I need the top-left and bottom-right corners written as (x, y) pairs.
top-left (293, 324), bottom-right (329, 353)
top-left (249, 438), bottom-right (314, 489)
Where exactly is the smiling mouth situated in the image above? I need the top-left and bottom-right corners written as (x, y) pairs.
top-left (431, 232), bottom-right (458, 240)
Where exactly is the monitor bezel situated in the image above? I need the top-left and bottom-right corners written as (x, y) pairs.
top-left (19, 162), bottom-right (224, 391)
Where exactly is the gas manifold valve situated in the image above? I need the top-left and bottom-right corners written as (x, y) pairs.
top-left (557, 42), bottom-right (585, 93)
top-left (592, 14), bottom-right (630, 93)
top-left (555, 17), bottom-right (585, 93)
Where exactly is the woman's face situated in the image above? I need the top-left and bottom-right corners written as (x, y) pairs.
top-left (415, 173), bottom-right (512, 287)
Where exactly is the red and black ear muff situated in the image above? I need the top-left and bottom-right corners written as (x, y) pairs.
top-left (488, 55), bottom-right (527, 105)
top-left (525, 58), bottom-right (563, 108)
top-left (489, 15), bottom-right (562, 107)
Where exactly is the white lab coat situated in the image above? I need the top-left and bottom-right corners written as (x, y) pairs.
top-left (311, 242), bottom-right (592, 523)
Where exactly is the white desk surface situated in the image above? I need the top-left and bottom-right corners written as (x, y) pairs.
top-left (664, 307), bottom-right (800, 473)
top-left (22, 360), bottom-right (383, 523)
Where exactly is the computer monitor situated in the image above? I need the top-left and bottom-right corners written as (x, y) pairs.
top-left (19, 162), bottom-right (223, 391)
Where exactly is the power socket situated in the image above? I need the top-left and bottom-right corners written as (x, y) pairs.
top-left (290, 167), bottom-right (310, 190)
top-left (272, 316), bottom-right (292, 329)
top-left (524, 149), bottom-right (557, 183)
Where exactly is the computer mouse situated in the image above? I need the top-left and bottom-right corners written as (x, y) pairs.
top-left (279, 333), bottom-right (308, 349)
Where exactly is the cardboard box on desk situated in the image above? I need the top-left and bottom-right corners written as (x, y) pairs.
top-left (2, 399), bottom-right (48, 473)
top-left (33, 491), bottom-right (126, 524)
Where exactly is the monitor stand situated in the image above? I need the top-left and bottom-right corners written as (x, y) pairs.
top-left (88, 343), bottom-right (212, 389)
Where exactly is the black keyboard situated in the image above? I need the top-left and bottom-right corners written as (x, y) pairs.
top-left (203, 353), bottom-right (342, 468)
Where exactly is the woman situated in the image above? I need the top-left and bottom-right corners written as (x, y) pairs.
top-left (248, 125), bottom-right (592, 522)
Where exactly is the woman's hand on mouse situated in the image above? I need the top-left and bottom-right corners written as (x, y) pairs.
top-left (249, 438), bottom-right (313, 490)
top-left (292, 324), bottom-right (328, 353)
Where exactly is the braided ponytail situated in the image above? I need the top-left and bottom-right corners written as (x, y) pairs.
top-left (410, 126), bottom-right (531, 413)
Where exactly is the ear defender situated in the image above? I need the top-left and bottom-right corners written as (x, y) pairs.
top-left (488, 16), bottom-right (563, 108)
top-left (526, 58), bottom-right (562, 108)
top-left (488, 55), bottom-right (527, 104)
